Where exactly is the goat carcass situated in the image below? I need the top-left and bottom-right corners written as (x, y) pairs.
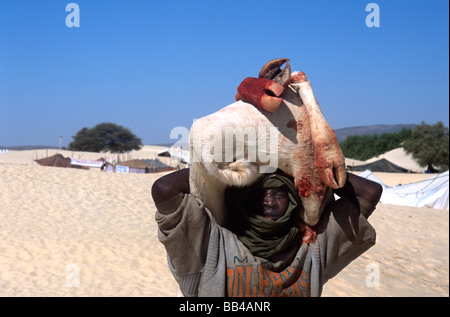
top-left (189, 59), bottom-right (346, 227)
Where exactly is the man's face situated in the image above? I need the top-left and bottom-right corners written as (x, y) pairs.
top-left (255, 187), bottom-right (290, 221)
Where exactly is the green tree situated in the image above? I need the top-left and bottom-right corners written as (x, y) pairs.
top-left (339, 128), bottom-right (412, 161)
top-left (403, 122), bottom-right (449, 172)
top-left (69, 122), bottom-right (143, 153)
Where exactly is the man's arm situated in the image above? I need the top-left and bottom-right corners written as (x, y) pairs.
top-left (333, 172), bottom-right (382, 218)
top-left (151, 168), bottom-right (190, 205)
top-left (322, 172), bottom-right (381, 281)
top-left (152, 167), bottom-right (211, 296)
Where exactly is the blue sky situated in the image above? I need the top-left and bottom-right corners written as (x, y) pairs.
top-left (1, 0), bottom-right (448, 147)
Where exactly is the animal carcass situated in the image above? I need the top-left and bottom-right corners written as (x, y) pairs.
top-left (189, 59), bottom-right (346, 227)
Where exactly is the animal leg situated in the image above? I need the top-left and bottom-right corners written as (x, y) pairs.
top-left (291, 72), bottom-right (347, 189)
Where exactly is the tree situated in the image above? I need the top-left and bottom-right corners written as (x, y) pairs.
top-left (403, 122), bottom-right (449, 172)
top-left (339, 128), bottom-right (412, 161)
top-left (69, 122), bottom-right (143, 153)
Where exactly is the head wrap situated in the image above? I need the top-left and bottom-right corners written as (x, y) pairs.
top-left (225, 170), bottom-right (304, 259)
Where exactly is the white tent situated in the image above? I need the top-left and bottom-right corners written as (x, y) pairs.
top-left (358, 170), bottom-right (449, 210)
top-left (158, 146), bottom-right (190, 164)
top-left (70, 158), bottom-right (104, 168)
top-left (358, 170), bottom-right (392, 188)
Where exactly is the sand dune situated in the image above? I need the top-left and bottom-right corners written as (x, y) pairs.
top-left (0, 147), bottom-right (448, 296)
top-left (0, 164), bottom-right (177, 296)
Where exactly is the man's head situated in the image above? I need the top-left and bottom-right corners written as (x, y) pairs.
top-left (253, 187), bottom-right (290, 221)
top-left (225, 171), bottom-right (304, 258)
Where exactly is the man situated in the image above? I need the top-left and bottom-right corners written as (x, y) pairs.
top-left (152, 77), bottom-right (383, 297)
top-left (153, 166), bottom-right (382, 297)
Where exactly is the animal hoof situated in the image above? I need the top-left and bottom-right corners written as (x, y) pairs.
top-left (259, 58), bottom-right (291, 87)
top-left (335, 164), bottom-right (347, 188)
top-left (320, 164), bottom-right (347, 189)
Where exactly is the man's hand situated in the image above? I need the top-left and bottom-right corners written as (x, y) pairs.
top-left (235, 77), bottom-right (285, 112)
top-left (333, 172), bottom-right (383, 218)
top-left (151, 168), bottom-right (190, 205)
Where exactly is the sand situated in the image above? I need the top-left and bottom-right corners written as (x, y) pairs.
top-left (0, 147), bottom-right (448, 297)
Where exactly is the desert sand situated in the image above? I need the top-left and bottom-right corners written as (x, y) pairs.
top-left (0, 147), bottom-right (448, 297)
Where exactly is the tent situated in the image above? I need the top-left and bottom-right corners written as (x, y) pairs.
top-left (349, 158), bottom-right (409, 173)
top-left (35, 154), bottom-right (86, 169)
top-left (70, 158), bottom-right (104, 168)
top-left (358, 169), bottom-right (449, 210)
top-left (367, 147), bottom-right (424, 173)
top-left (158, 147), bottom-right (190, 164)
top-left (117, 159), bottom-right (152, 173)
top-left (358, 170), bottom-right (391, 188)
top-left (141, 159), bottom-right (177, 172)
top-left (115, 159), bottom-right (177, 173)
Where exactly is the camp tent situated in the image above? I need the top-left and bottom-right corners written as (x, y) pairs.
top-left (349, 158), bottom-right (409, 173)
top-left (117, 159), bottom-right (152, 173)
top-left (70, 158), bottom-right (104, 168)
top-left (35, 154), bottom-right (86, 169)
top-left (158, 147), bottom-right (190, 164)
top-left (116, 159), bottom-right (176, 173)
top-left (368, 147), bottom-right (424, 173)
top-left (141, 159), bottom-right (177, 172)
top-left (357, 170), bottom-right (391, 188)
top-left (358, 169), bottom-right (449, 210)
